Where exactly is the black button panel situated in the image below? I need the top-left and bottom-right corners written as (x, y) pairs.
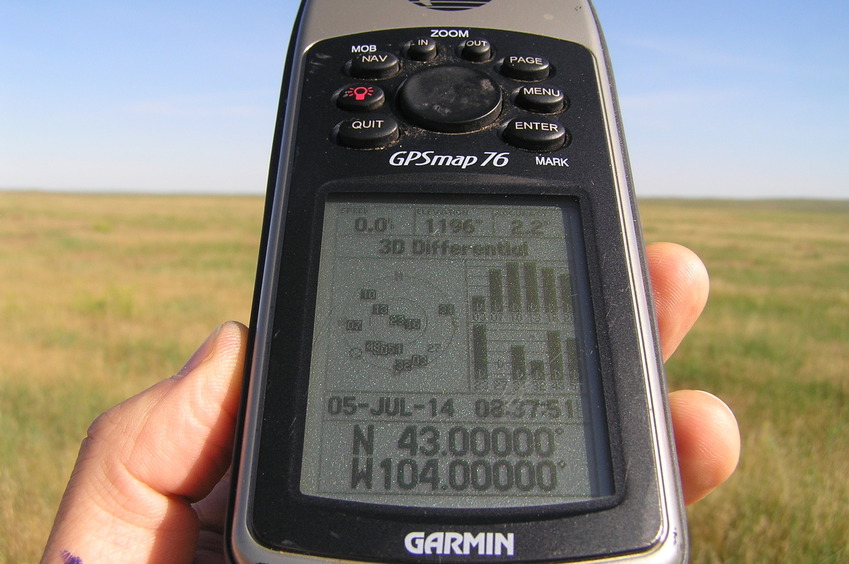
top-left (331, 32), bottom-right (578, 152)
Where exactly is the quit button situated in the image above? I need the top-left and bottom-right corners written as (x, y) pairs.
top-left (334, 117), bottom-right (400, 149)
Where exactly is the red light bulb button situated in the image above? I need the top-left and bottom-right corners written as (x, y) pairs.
top-left (336, 84), bottom-right (386, 111)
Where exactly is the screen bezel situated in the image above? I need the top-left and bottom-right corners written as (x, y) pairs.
top-left (246, 177), bottom-right (663, 560)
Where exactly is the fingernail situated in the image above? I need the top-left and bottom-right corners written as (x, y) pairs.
top-left (176, 324), bottom-right (223, 378)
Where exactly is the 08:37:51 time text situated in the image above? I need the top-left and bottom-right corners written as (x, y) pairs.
top-left (326, 396), bottom-right (579, 420)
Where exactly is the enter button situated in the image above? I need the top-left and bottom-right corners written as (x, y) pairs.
top-left (503, 119), bottom-right (568, 151)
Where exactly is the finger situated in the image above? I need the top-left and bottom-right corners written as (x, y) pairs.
top-left (645, 243), bottom-right (740, 503)
top-left (669, 390), bottom-right (741, 505)
top-left (41, 321), bottom-right (248, 564)
top-left (646, 242), bottom-right (710, 361)
top-left (193, 470), bottom-right (233, 564)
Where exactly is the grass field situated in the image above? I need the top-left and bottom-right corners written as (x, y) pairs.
top-left (1, 193), bottom-right (847, 562)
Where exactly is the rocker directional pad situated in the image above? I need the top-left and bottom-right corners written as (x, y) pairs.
top-left (398, 66), bottom-right (502, 133)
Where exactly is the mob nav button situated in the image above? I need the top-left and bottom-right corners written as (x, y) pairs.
top-left (349, 51), bottom-right (401, 79)
top-left (334, 117), bottom-right (400, 149)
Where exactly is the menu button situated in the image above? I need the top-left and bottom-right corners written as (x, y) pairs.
top-left (514, 85), bottom-right (566, 113)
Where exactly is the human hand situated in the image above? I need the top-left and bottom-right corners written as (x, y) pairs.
top-left (41, 321), bottom-right (248, 564)
top-left (41, 243), bottom-right (739, 563)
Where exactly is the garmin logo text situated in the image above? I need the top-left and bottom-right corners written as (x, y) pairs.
top-left (405, 531), bottom-right (515, 556)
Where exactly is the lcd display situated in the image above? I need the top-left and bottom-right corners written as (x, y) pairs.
top-left (299, 197), bottom-right (612, 508)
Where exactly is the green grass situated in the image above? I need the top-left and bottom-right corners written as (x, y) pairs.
top-left (640, 199), bottom-right (849, 563)
top-left (0, 192), bottom-right (262, 562)
top-left (1, 193), bottom-right (847, 562)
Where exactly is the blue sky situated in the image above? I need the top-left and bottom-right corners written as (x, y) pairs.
top-left (1, 1), bottom-right (847, 198)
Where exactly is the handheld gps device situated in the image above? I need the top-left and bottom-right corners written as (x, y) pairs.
top-left (228, 1), bottom-right (688, 562)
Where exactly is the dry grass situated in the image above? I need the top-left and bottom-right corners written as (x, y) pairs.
top-left (640, 199), bottom-right (849, 563)
top-left (0, 192), bottom-right (262, 562)
top-left (1, 193), bottom-right (847, 562)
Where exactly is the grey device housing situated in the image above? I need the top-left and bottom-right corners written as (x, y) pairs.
top-left (228, 0), bottom-right (688, 562)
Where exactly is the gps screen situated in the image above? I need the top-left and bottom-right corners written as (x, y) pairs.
top-left (299, 196), bottom-right (613, 508)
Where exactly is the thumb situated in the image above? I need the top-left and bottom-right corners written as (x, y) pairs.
top-left (42, 321), bottom-right (247, 564)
